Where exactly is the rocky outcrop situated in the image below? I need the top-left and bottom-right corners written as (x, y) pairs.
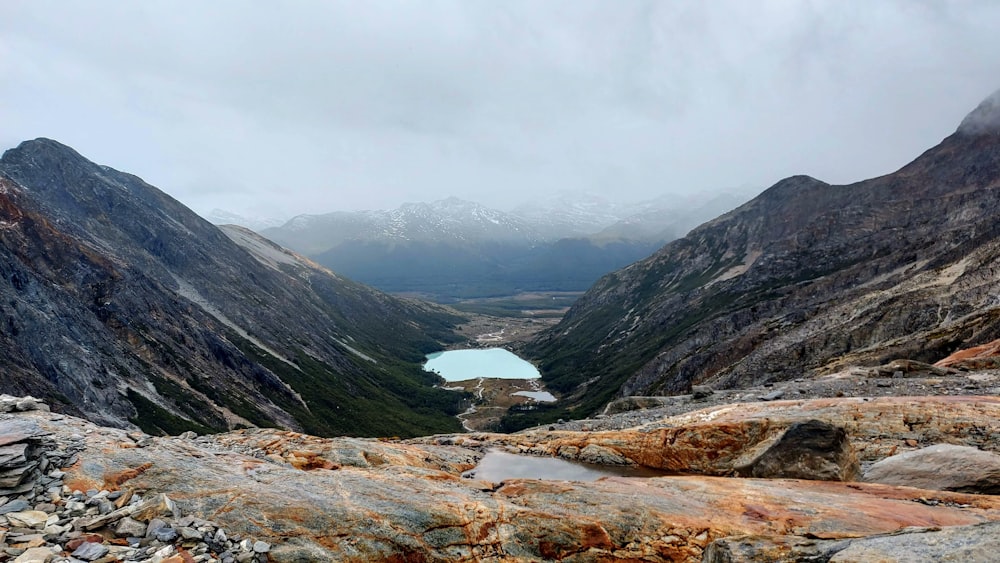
top-left (517, 89), bottom-right (1000, 429)
top-left (433, 396), bottom-right (1000, 481)
top-left (0, 138), bottom-right (466, 437)
top-left (705, 522), bottom-right (1000, 563)
top-left (864, 444), bottom-right (1000, 494)
top-left (0, 412), bottom-right (274, 562)
top-left (3, 397), bottom-right (1000, 562)
top-left (935, 338), bottom-right (1000, 370)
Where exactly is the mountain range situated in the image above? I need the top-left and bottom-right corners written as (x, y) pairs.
top-left (0, 138), bottom-right (467, 437)
top-left (6, 89), bottom-right (1000, 439)
top-left (258, 191), bottom-right (751, 300)
top-left (502, 88), bottom-right (1000, 429)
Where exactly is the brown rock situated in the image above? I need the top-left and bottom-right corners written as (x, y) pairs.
top-left (443, 396), bottom-right (1000, 476)
top-left (863, 444), bottom-right (1000, 494)
top-left (36, 408), bottom-right (1000, 562)
top-left (935, 338), bottom-right (1000, 369)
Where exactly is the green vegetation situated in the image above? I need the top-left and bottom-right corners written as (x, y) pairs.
top-left (234, 336), bottom-right (467, 438)
top-left (448, 293), bottom-right (580, 318)
top-left (127, 388), bottom-right (214, 436)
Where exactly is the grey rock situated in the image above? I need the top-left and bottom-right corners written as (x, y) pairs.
top-left (737, 420), bottom-right (859, 481)
top-left (252, 541), bottom-right (271, 553)
top-left (863, 444), bottom-right (1000, 494)
top-left (178, 526), bottom-right (203, 541)
top-left (155, 527), bottom-right (178, 542)
top-left (145, 518), bottom-right (168, 538)
top-left (758, 389), bottom-right (785, 401)
top-left (0, 499), bottom-right (31, 515)
top-left (703, 534), bottom-right (850, 562)
top-left (0, 418), bottom-right (46, 448)
top-left (71, 541), bottom-right (109, 561)
top-left (114, 516), bottom-right (147, 538)
top-left (692, 385), bottom-right (715, 400)
top-left (830, 521), bottom-right (1000, 562)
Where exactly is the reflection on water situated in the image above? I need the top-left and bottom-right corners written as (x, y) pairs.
top-left (464, 450), bottom-right (667, 482)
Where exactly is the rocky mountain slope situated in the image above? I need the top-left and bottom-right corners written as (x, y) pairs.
top-left (0, 138), bottom-right (466, 437)
top-left (512, 89), bottom-right (1000, 428)
top-left (5, 390), bottom-right (1000, 561)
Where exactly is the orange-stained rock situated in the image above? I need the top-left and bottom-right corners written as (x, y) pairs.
top-left (935, 338), bottom-right (1000, 369)
top-left (438, 396), bottom-right (1000, 474)
top-left (18, 406), bottom-right (1000, 563)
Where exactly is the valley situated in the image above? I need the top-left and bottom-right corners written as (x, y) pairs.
top-left (7, 4), bottom-right (1000, 561)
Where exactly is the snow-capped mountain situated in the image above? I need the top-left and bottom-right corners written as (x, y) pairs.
top-left (267, 197), bottom-right (538, 255)
top-left (510, 191), bottom-right (638, 239)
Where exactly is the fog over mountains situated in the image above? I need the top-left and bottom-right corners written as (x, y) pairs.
top-left (241, 189), bottom-right (755, 300)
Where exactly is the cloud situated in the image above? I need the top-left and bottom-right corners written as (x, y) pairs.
top-left (2, 1), bottom-right (1000, 219)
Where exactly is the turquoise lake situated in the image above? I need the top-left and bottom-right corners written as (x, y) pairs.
top-left (423, 348), bottom-right (540, 382)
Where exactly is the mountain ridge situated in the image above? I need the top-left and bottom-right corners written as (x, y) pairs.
top-left (0, 137), bottom-right (466, 437)
top-left (507, 89), bottom-right (1000, 429)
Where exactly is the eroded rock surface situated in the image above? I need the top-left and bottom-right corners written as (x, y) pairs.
top-left (2, 396), bottom-right (1000, 562)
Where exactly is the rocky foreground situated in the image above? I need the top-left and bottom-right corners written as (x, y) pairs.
top-left (2, 392), bottom-right (1000, 561)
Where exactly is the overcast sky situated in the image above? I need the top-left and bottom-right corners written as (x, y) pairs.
top-left (2, 1), bottom-right (1000, 221)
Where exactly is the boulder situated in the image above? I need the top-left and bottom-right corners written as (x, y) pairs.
top-left (736, 420), bottom-right (858, 481)
top-left (863, 444), bottom-right (1000, 494)
top-left (829, 521), bottom-right (1000, 562)
top-left (431, 396), bottom-right (1000, 476)
top-left (704, 522), bottom-right (1000, 563)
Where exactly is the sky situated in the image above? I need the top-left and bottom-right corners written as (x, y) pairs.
top-left (2, 1), bottom-right (1000, 222)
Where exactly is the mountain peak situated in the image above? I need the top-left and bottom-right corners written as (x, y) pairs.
top-left (2, 137), bottom-right (80, 165)
top-left (957, 89), bottom-right (1000, 135)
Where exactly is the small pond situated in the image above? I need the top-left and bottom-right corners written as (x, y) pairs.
top-left (424, 348), bottom-right (540, 382)
top-left (464, 450), bottom-right (668, 482)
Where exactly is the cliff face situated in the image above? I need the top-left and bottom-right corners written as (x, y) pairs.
top-left (518, 90), bottom-right (1000, 425)
top-left (0, 139), bottom-right (466, 437)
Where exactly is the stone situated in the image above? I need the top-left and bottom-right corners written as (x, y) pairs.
top-left (155, 527), bottom-right (178, 542)
top-left (758, 389), bottom-right (785, 401)
top-left (114, 516), bottom-right (148, 538)
top-left (11, 547), bottom-right (55, 563)
top-left (0, 499), bottom-right (31, 515)
top-left (704, 534), bottom-right (851, 562)
top-left (0, 419), bottom-right (45, 448)
top-left (863, 444), bottom-right (1000, 494)
top-left (6, 510), bottom-right (50, 529)
top-left (0, 443), bottom-right (31, 467)
top-left (692, 385), bottom-right (715, 400)
top-left (737, 420), bottom-right (859, 481)
top-left (252, 541), bottom-right (271, 553)
top-left (130, 493), bottom-right (178, 522)
top-left (829, 521), bottom-right (1000, 562)
top-left (178, 526), bottom-right (203, 540)
top-left (71, 541), bottom-right (110, 561)
top-left (77, 503), bottom-right (133, 530)
top-left (146, 517), bottom-right (169, 538)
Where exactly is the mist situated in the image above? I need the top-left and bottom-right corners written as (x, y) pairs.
top-left (2, 1), bottom-right (1000, 221)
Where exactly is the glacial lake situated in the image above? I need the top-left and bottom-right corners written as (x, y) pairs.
top-left (423, 348), bottom-right (540, 382)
